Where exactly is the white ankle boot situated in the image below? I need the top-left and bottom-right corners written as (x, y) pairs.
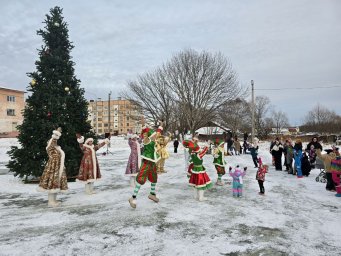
top-left (48, 193), bottom-right (60, 207)
top-left (194, 188), bottom-right (199, 200)
top-left (85, 184), bottom-right (92, 195)
top-left (198, 190), bottom-right (207, 202)
top-left (90, 182), bottom-right (96, 194)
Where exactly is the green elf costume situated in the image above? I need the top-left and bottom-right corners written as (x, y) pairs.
top-left (213, 139), bottom-right (227, 186)
top-left (183, 140), bottom-right (212, 201)
top-left (129, 126), bottom-right (162, 208)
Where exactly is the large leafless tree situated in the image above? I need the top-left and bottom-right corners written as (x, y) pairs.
top-left (123, 49), bottom-right (244, 133)
top-left (253, 95), bottom-right (272, 139)
top-left (272, 110), bottom-right (290, 134)
top-left (301, 104), bottom-right (341, 134)
top-left (218, 98), bottom-right (250, 136)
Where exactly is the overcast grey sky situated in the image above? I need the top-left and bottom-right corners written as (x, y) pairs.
top-left (1, 0), bottom-right (340, 125)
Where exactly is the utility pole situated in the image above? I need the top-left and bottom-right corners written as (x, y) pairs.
top-left (251, 80), bottom-right (255, 144)
top-left (108, 91), bottom-right (112, 135)
top-left (96, 98), bottom-right (101, 134)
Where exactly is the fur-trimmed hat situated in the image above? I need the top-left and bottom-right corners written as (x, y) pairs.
top-left (77, 136), bottom-right (85, 143)
top-left (51, 127), bottom-right (62, 140)
top-left (84, 138), bottom-right (94, 144)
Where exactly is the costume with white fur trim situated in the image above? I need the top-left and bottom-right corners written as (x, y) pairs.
top-left (183, 140), bottom-right (212, 190)
top-left (213, 139), bottom-right (227, 175)
top-left (38, 129), bottom-right (68, 193)
top-left (125, 134), bottom-right (141, 176)
top-left (77, 137), bottom-right (107, 183)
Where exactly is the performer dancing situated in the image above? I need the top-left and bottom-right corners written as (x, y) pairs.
top-left (125, 133), bottom-right (141, 187)
top-left (129, 126), bottom-right (162, 208)
top-left (37, 128), bottom-right (68, 207)
top-left (183, 139), bottom-right (212, 201)
top-left (213, 139), bottom-right (227, 186)
top-left (77, 135), bottom-right (109, 194)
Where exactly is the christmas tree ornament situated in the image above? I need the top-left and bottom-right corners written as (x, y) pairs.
top-left (54, 22), bottom-right (60, 27)
top-left (64, 87), bottom-right (69, 92)
top-left (47, 112), bottom-right (52, 118)
top-left (30, 79), bottom-right (36, 86)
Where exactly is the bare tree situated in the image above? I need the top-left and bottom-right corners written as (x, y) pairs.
top-left (123, 49), bottom-right (245, 133)
top-left (272, 110), bottom-right (290, 134)
top-left (218, 98), bottom-right (250, 136)
top-left (165, 49), bottom-right (245, 133)
top-left (301, 104), bottom-right (341, 134)
top-left (253, 95), bottom-right (271, 139)
top-left (122, 69), bottom-right (175, 130)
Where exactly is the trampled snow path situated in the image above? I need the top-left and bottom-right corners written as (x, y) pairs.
top-left (0, 138), bottom-right (340, 256)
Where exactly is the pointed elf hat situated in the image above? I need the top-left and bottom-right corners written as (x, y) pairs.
top-left (214, 138), bottom-right (224, 147)
top-left (141, 127), bottom-right (156, 138)
top-left (182, 140), bottom-right (200, 152)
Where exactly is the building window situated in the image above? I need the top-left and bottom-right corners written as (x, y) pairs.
top-left (114, 125), bottom-right (118, 128)
top-left (127, 117), bottom-right (129, 121)
top-left (127, 123), bottom-right (129, 126)
top-left (104, 123), bottom-right (108, 127)
top-left (98, 129), bottom-right (103, 133)
top-left (7, 96), bottom-right (16, 102)
top-left (98, 123), bottom-right (102, 127)
top-left (7, 109), bottom-right (15, 116)
top-left (98, 118), bottom-right (102, 121)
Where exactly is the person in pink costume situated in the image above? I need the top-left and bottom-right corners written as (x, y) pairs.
top-left (256, 158), bottom-right (268, 195)
top-left (229, 165), bottom-right (247, 197)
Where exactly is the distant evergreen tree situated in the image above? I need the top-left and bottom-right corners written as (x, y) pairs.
top-left (7, 6), bottom-right (94, 181)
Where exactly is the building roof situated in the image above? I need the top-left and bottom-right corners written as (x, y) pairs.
top-left (0, 86), bottom-right (26, 93)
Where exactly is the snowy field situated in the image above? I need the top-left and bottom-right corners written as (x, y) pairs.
top-left (0, 137), bottom-right (340, 256)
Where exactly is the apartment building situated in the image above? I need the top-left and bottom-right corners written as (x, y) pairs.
top-left (0, 87), bottom-right (25, 135)
top-left (88, 98), bottom-right (144, 135)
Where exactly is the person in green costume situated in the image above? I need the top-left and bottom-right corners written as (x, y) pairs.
top-left (129, 126), bottom-right (162, 208)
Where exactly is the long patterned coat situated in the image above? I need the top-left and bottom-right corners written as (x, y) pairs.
top-left (125, 138), bottom-right (141, 176)
top-left (77, 141), bottom-right (105, 183)
top-left (38, 139), bottom-right (68, 193)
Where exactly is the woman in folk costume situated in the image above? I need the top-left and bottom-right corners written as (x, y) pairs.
top-left (125, 133), bottom-right (141, 187)
top-left (77, 135), bottom-right (109, 194)
top-left (213, 139), bottom-right (227, 186)
top-left (229, 165), bottom-right (247, 197)
top-left (183, 130), bottom-right (193, 174)
top-left (156, 132), bottom-right (171, 174)
top-left (129, 126), bottom-right (162, 209)
top-left (37, 128), bottom-right (68, 207)
top-left (183, 140), bottom-right (212, 201)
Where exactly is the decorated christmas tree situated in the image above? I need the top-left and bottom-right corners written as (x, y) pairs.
top-left (7, 6), bottom-right (93, 181)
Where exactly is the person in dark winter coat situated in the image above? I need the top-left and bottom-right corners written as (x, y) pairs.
top-left (306, 137), bottom-right (323, 168)
top-left (271, 139), bottom-right (284, 170)
top-left (249, 144), bottom-right (259, 168)
top-left (301, 152), bottom-right (312, 176)
top-left (243, 140), bottom-right (249, 154)
top-left (285, 139), bottom-right (294, 174)
top-left (173, 139), bottom-right (179, 153)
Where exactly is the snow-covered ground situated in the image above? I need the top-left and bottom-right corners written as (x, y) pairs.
top-left (0, 137), bottom-right (340, 256)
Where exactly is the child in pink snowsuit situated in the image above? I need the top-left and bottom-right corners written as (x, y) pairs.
top-left (256, 158), bottom-right (268, 195)
top-left (229, 166), bottom-right (247, 197)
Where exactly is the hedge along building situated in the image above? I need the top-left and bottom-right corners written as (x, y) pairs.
top-left (0, 87), bottom-right (25, 137)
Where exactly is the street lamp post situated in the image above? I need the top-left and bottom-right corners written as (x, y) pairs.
top-left (251, 80), bottom-right (255, 144)
top-left (96, 98), bottom-right (101, 135)
top-left (108, 91), bottom-right (112, 135)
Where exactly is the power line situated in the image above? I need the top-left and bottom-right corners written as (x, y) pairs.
top-left (255, 85), bottom-right (341, 91)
